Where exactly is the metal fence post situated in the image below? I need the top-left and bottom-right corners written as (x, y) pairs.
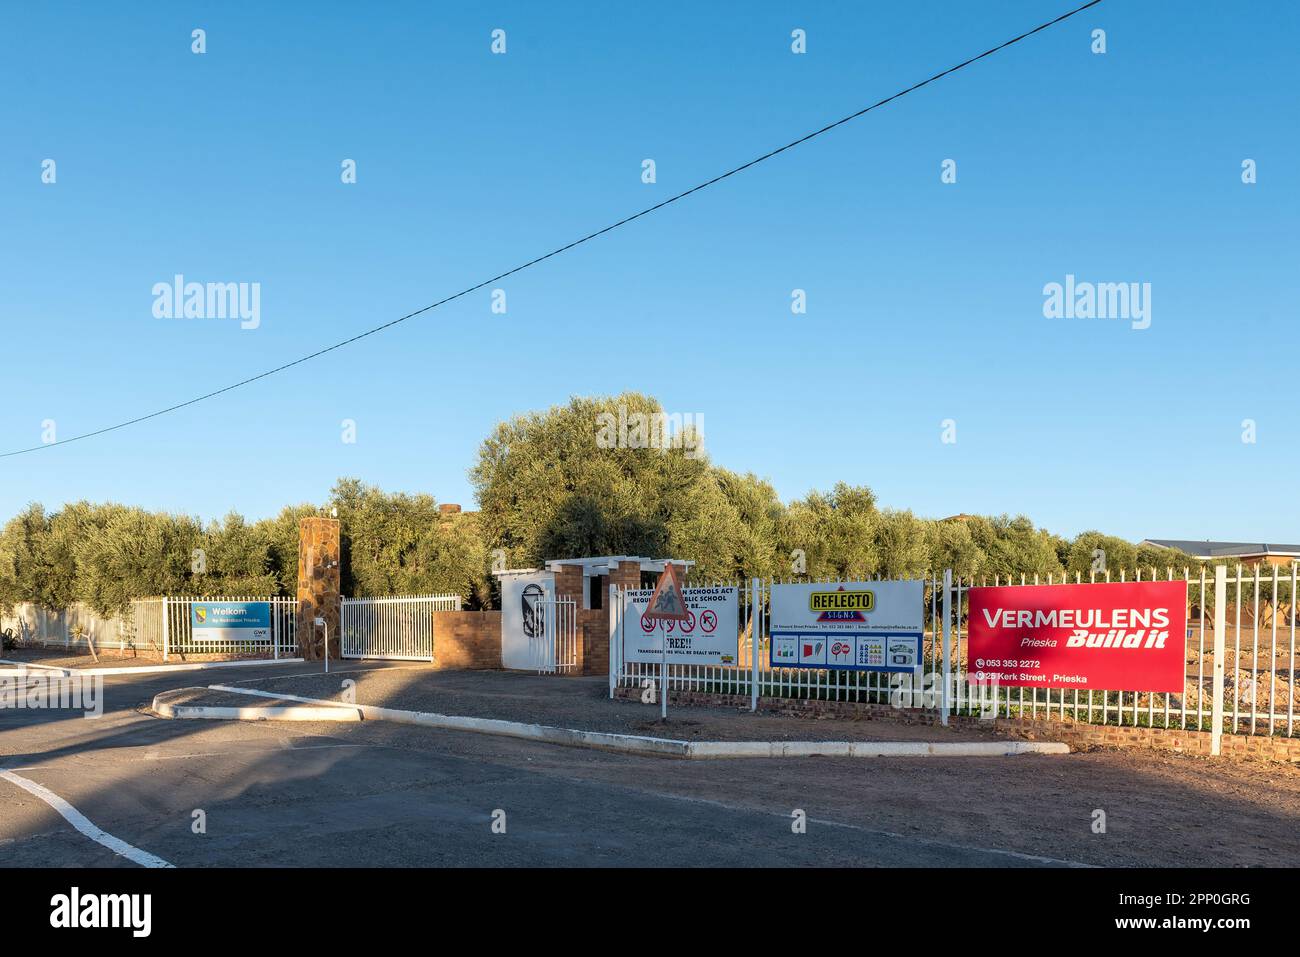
top-left (750, 577), bottom-right (761, 712)
top-left (161, 596), bottom-right (169, 662)
top-left (1211, 565), bottom-right (1226, 756)
top-left (941, 570), bottom-right (952, 726)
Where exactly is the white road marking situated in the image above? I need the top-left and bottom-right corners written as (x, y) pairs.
top-left (7, 743), bottom-right (368, 772)
top-left (218, 663), bottom-right (426, 684)
top-left (618, 786), bottom-right (1095, 868)
top-left (0, 769), bottom-right (174, 868)
top-left (142, 744), bottom-right (367, 761)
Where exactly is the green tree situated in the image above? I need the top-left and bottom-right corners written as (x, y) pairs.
top-left (471, 393), bottom-right (716, 569)
top-left (0, 503), bottom-right (58, 612)
top-left (781, 483), bottom-right (879, 579)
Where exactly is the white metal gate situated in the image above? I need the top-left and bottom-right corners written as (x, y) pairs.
top-left (340, 594), bottom-right (460, 661)
top-left (535, 597), bottom-right (578, 674)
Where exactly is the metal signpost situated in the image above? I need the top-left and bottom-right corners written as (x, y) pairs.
top-left (641, 564), bottom-right (690, 719)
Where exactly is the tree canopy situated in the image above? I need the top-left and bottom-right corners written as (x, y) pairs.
top-left (0, 392), bottom-right (1207, 616)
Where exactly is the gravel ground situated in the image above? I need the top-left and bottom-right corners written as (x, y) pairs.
top-left (201, 666), bottom-right (1008, 743)
top-left (0, 649), bottom-right (273, 670)
top-left (2, 649), bottom-right (166, 669)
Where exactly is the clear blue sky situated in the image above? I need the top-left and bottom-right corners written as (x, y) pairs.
top-left (2, 1), bottom-right (1296, 542)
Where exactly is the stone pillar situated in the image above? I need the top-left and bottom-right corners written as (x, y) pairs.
top-left (297, 517), bottom-right (341, 660)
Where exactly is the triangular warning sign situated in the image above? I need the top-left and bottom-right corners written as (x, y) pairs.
top-left (643, 563), bottom-right (690, 621)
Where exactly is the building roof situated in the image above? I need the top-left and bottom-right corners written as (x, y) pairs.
top-left (493, 556), bottom-right (696, 577)
top-left (543, 556), bottom-right (695, 575)
top-left (1142, 539), bottom-right (1300, 559)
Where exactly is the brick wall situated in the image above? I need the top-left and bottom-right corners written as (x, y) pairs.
top-left (431, 611), bottom-right (501, 670)
top-left (612, 687), bottom-right (1300, 762)
top-left (591, 561), bottom-right (643, 677)
top-left (545, 560), bottom-right (650, 677)
top-left (610, 560), bottom-right (641, 592)
top-left (552, 562), bottom-right (625, 677)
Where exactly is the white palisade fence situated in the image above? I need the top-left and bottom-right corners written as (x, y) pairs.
top-left (341, 594), bottom-right (461, 661)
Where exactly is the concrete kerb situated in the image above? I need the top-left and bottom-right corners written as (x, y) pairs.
top-left (181, 684), bottom-right (1071, 759)
top-left (0, 660), bottom-right (74, 677)
top-left (150, 687), bottom-right (362, 722)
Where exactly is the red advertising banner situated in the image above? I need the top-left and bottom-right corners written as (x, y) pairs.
top-left (966, 580), bottom-right (1187, 692)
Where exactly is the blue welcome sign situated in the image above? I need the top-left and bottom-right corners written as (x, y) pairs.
top-left (191, 601), bottom-right (271, 642)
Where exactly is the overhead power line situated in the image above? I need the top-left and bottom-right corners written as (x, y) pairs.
top-left (2, 0), bottom-right (1102, 458)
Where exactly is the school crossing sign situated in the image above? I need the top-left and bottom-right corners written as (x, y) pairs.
top-left (769, 580), bottom-right (923, 673)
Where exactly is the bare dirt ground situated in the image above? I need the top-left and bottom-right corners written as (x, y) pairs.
top-left (0, 647), bottom-right (277, 670)
top-left (200, 666), bottom-right (1007, 742)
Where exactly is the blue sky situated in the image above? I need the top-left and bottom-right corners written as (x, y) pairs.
top-left (1, 1), bottom-right (1296, 541)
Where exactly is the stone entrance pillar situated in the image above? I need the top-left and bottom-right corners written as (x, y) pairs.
top-left (297, 517), bottom-right (341, 660)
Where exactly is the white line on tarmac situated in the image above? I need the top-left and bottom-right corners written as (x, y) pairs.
top-left (140, 744), bottom-right (369, 761)
top-left (6, 743), bottom-right (369, 772)
top-left (540, 772), bottom-right (1095, 868)
top-left (0, 769), bottom-right (174, 868)
top-left (215, 663), bottom-right (431, 684)
top-left (522, 769), bottom-right (1092, 868)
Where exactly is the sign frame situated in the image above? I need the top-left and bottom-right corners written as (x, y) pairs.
top-left (965, 578), bottom-right (1187, 692)
top-left (768, 580), bottom-right (924, 674)
top-left (190, 601), bottom-right (271, 644)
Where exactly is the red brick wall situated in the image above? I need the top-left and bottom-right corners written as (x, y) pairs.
top-left (610, 560), bottom-right (641, 592)
top-left (579, 610), bottom-right (607, 676)
top-left (431, 611), bottom-right (501, 670)
top-left (552, 562), bottom-right (622, 677)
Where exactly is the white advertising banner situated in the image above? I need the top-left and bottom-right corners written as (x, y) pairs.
top-left (769, 580), bottom-right (924, 673)
top-left (623, 586), bottom-right (739, 665)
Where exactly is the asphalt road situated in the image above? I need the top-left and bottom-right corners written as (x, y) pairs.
top-left (2, 662), bottom-right (1297, 868)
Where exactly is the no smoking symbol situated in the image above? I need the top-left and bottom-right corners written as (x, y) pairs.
top-left (700, 610), bottom-right (717, 633)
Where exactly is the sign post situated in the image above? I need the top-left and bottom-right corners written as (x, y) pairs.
top-left (941, 570), bottom-right (952, 727)
top-left (750, 578), bottom-right (761, 712)
top-left (1211, 566), bottom-right (1226, 756)
top-left (641, 563), bottom-right (690, 720)
top-left (315, 617), bottom-right (329, 674)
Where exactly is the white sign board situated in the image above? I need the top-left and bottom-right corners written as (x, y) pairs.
top-left (499, 570), bottom-right (555, 671)
top-left (769, 580), bottom-right (924, 673)
top-left (623, 586), bottom-right (739, 665)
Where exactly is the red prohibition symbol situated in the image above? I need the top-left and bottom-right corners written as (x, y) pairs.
top-left (700, 610), bottom-right (718, 633)
top-left (640, 613), bottom-right (655, 633)
top-left (679, 611), bottom-right (696, 634)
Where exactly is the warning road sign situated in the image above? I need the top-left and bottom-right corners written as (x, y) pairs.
top-left (643, 564), bottom-right (690, 622)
